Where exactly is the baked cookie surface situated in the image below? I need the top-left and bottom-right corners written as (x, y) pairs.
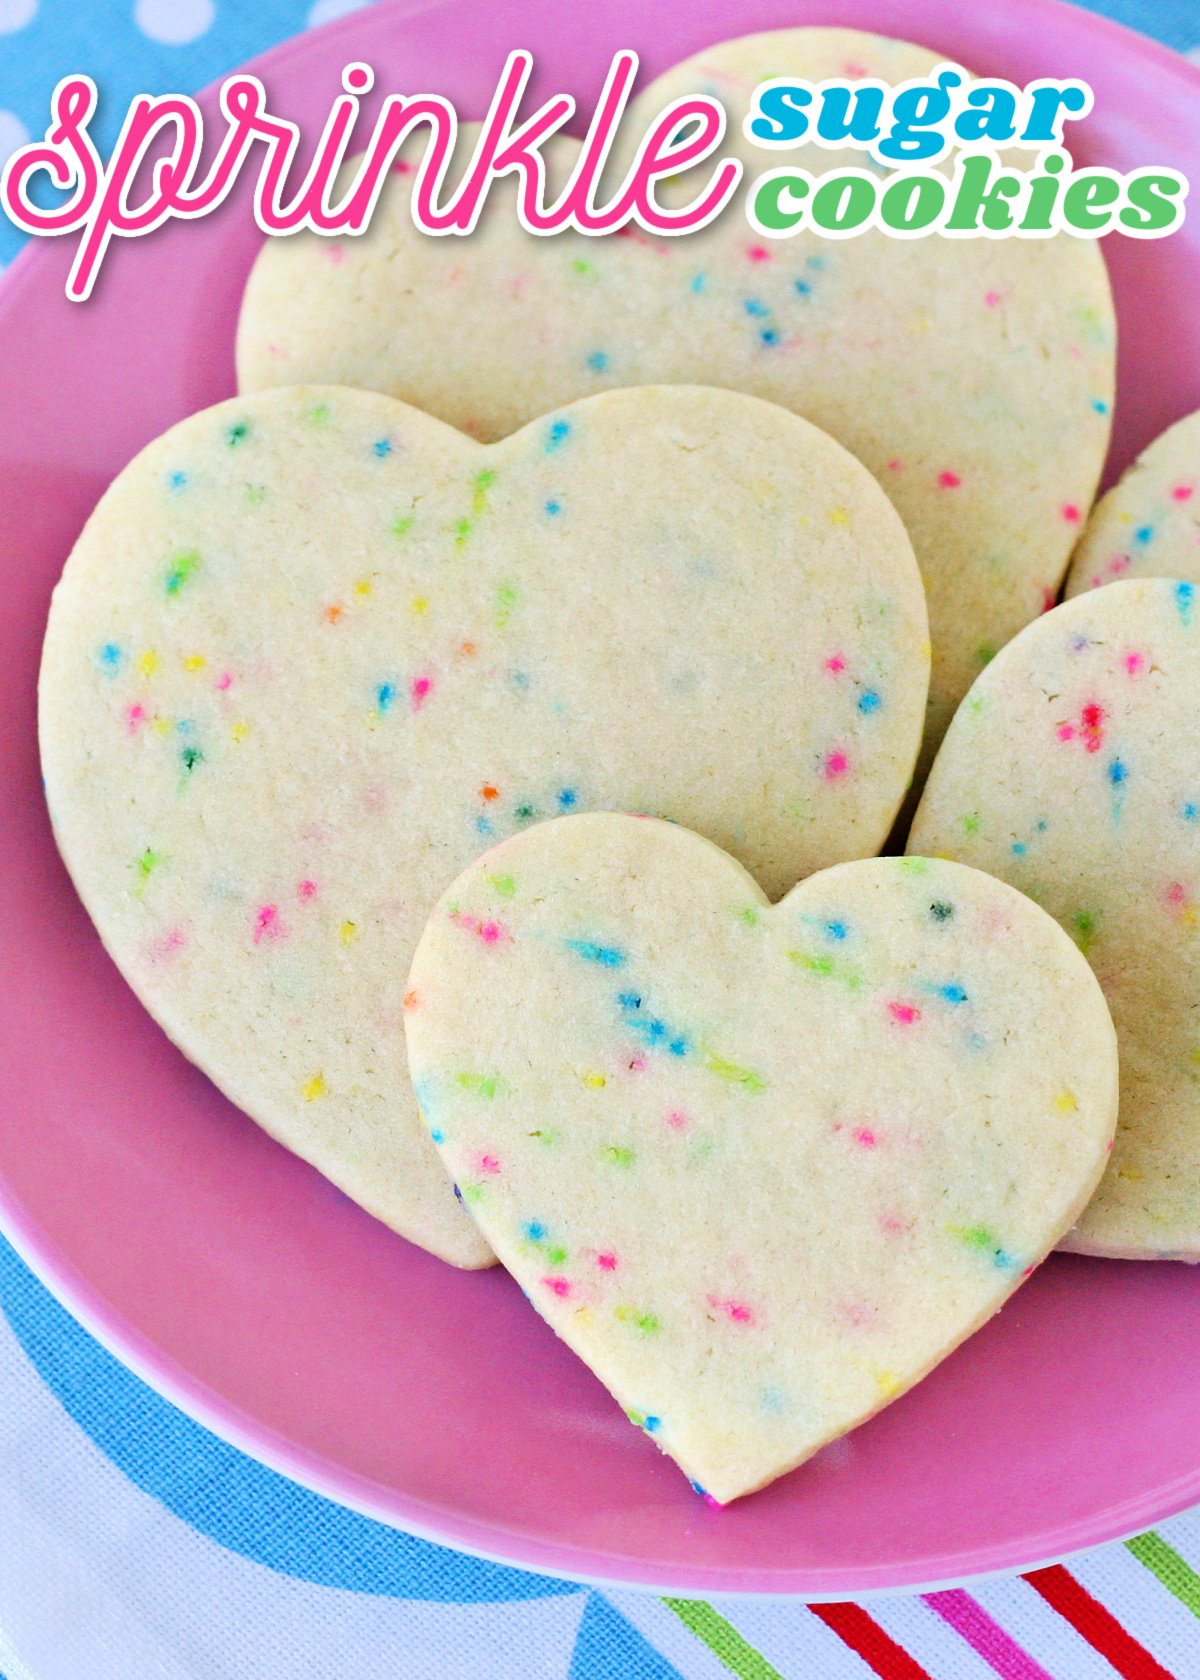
top-left (1066, 408), bottom-right (1200, 597)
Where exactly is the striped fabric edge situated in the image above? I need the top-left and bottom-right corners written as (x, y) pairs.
top-left (657, 1524), bottom-right (1200, 1680)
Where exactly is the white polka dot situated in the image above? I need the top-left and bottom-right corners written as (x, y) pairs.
top-left (0, 0), bottom-right (38, 34)
top-left (0, 110), bottom-right (29, 168)
top-left (307, 0), bottom-right (371, 26)
top-left (134, 0), bottom-right (215, 45)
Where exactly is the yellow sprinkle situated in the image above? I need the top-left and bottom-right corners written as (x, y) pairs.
top-left (410, 596), bottom-right (429, 615)
top-left (908, 310), bottom-right (932, 334)
top-left (152, 716), bottom-right (171, 736)
top-left (354, 578), bottom-right (372, 596)
top-left (137, 650), bottom-right (159, 678)
top-left (872, 1368), bottom-right (901, 1398)
top-left (573, 1306), bottom-right (594, 1328)
top-left (183, 654), bottom-right (206, 672)
top-left (339, 921), bottom-right (358, 945)
top-left (1118, 1166), bottom-right (1142, 1183)
top-left (582, 1073), bottom-right (606, 1089)
top-left (230, 721), bottom-right (248, 742)
top-left (1190, 1047), bottom-right (1200, 1066)
top-left (1053, 1090), bottom-right (1078, 1114)
top-left (828, 507), bottom-right (850, 526)
top-left (301, 1073), bottom-right (327, 1102)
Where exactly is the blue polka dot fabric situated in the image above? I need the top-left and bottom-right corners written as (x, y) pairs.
top-left (2, 4), bottom-right (1200, 1677)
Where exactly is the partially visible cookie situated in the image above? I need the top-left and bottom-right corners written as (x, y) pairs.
top-left (1066, 410), bottom-right (1200, 596)
top-left (39, 382), bottom-right (927, 1268)
top-left (237, 27), bottom-right (1115, 765)
top-left (405, 813), bottom-right (1117, 1502)
top-left (909, 578), bottom-right (1200, 1259)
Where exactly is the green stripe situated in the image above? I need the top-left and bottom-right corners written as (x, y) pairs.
top-left (661, 1599), bottom-right (785, 1680)
top-left (1126, 1530), bottom-right (1200, 1619)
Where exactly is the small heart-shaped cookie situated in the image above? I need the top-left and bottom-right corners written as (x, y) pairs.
top-left (237, 27), bottom-right (1115, 762)
top-left (1066, 409), bottom-right (1200, 597)
top-left (39, 383), bottom-right (926, 1267)
top-left (910, 578), bottom-right (1200, 1259)
top-left (404, 813), bottom-right (1117, 1501)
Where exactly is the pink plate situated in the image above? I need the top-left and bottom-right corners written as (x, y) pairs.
top-left (2, 0), bottom-right (1200, 1599)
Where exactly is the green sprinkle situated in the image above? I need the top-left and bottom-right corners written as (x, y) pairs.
top-left (900, 856), bottom-right (930, 874)
top-left (495, 581), bottom-right (519, 628)
top-left (527, 1127), bottom-right (559, 1145)
top-left (790, 951), bottom-right (834, 976)
top-left (462, 1183), bottom-right (485, 1205)
top-left (1072, 909), bottom-right (1097, 954)
top-left (947, 1224), bottom-right (996, 1249)
top-left (735, 906), bottom-right (761, 927)
top-left (137, 847), bottom-right (162, 881)
top-left (962, 812), bottom-right (981, 835)
top-left (472, 468), bottom-right (496, 516)
top-left (615, 1306), bottom-right (659, 1334)
top-left (601, 1145), bottom-right (636, 1167)
top-left (703, 1051), bottom-right (765, 1092)
top-left (455, 1072), bottom-right (502, 1099)
top-left (164, 549), bottom-right (201, 596)
top-left (571, 258), bottom-right (597, 279)
top-left (976, 644), bottom-right (997, 666)
top-left (226, 420), bottom-right (251, 447)
top-left (393, 513), bottom-right (414, 538)
top-left (307, 403), bottom-right (331, 425)
top-left (453, 517), bottom-right (472, 548)
top-left (488, 873), bottom-right (517, 898)
top-left (180, 745), bottom-right (203, 774)
top-left (546, 1244), bottom-right (567, 1266)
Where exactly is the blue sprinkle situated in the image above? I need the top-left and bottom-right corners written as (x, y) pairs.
top-left (759, 328), bottom-right (780, 346)
top-left (546, 419), bottom-right (571, 452)
top-left (175, 717), bottom-right (196, 736)
top-left (564, 939), bottom-right (626, 968)
top-left (1178, 581), bottom-right (1194, 623)
top-left (522, 1220), bottom-right (547, 1242)
top-left (166, 470), bottom-right (188, 491)
top-left (1134, 525), bottom-right (1155, 545)
top-left (453, 1184), bottom-right (462, 1201)
top-left (509, 671), bottom-right (531, 692)
top-left (935, 983), bottom-right (968, 1005)
top-left (544, 500), bottom-right (561, 516)
top-left (617, 992), bottom-right (642, 1011)
top-left (1092, 398), bottom-right (1109, 415)
top-left (1108, 759), bottom-right (1128, 786)
top-left (689, 1480), bottom-right (709, 1498)
top-left (1011, 841), bottom-right (1027, 855)
top-left (557, 788), bottom-right (578, 809)
top-left (689, 273), bottom-right (707, 294)
top-left (1183, 803), bottom-right (1198, 822)
top-left (643, 1415), bottom-right (661, 1433)
top-left (824, 920), bottom-right (848, 941)
top-left (993, 1250), bottom-right (1017, 1271)
top-left (373, 438), bottom-right (393, 458)
top-left (668, 1037), bottom-right (689, 1057)
top-left (98, 642), bottom-right (122, 672)
top-left (794, 279), bottom-right (812, 296)
top-left (585, 351), bottom-right (609, 372)
top-left (376, 681), bottom-right (396, 714)
top-left (430, 1128), bottom-right (444, 1144)
top-left (1036, 820), bottom-right (1048, 832)
top-left (858, 689), bottom-right (882, 714)
top-left (744, 298), bottom-right (770, 318)
top-left (475, 815), bottom-right (494, 836)
top-left (808, 255), bottom-right (826, 270)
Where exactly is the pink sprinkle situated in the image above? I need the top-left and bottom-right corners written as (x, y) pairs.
top-left (1173, 484), bottom-right (1194, 501)
top-left (984, 289), bottom-right (1002, 308)
top-left (1166, 881), bottom-right (1188, 908)
top-left (1124, 651), bottom-right (1145, 676)
top-left (411, 673), bottom-right (434, 712)
top-left (665, 1109), bottom-right (689, 1131)
top-left (707, 1293), bottom-right (755, 1326)
top-left (851, 1126), bottom-right (878, 1149)
top-left (887, 459), bottom-right (904, 472)
top-left (478, 921), bottom-right (504, 945)
top-left (745, 245), bottom-right (770, 262)
top-left (297, 878), bottom-right (318, 901)
top-left (542, 1276), bottom-right (571, 1298)
top-left (879, 1211), bottom-right (909, 1235)
top-left (253, 904), bottom-right (286, 944)
top-left (824, 654), bottom-right (846, 674)
top-left (596, 1252), bottom-right (618, 1271)
top-left (394, 158), bottom-right (413, 175)
top-left (824, 750), bottom-right (849, 780)
top-left (1062, 503), bottom-right (1081, 523)
top-left (449, 911), bottom-right (510, 946)
top-left (125, 703), bottom-right (147, 733)
top-left (1042, 586), bottom-right (1057, 613)
top-left (1109, 555), bottom-right (1131, 576)
top-left (1056, 723), bottom-right (1076, 741)
top-left (146, 926), bottom-right (186, 962)
top-left (628, 1055), bottom-right (648, 1074)
top-left (888, 1001), bottom-right (921, 1026)
top-left (938, 470), bottom-right (961, 490)
top-left (214, 671), bottom-right (233, 692)
top-left (479, 1154), bottom-right (502, 1175)
top-left (326, 245), bottom-right (345, 266)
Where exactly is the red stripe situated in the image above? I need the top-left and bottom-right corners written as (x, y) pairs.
top-left (1023, 1565), bottom-right (1176, 1680)
top-left (810, 1602), bottom-right (934, 1680)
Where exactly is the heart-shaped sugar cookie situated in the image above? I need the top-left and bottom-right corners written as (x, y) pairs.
top-left (404, 813), bottom-right (1117, 1501)
top-left (910, 578), bottom-right (1200, 1259)
top-left (39, 382), bottom-right (927, 1267)
top-left (237, 27), bottom-right (1115, 763)
top-left (1066, 408), bottom-right (1200, 597)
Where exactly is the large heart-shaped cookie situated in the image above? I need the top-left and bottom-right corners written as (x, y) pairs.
top-left (910, 578), bottom-right (1200, 1259)
top-left (39, 382), bottom-right (927, 1266)
top-left (404, 813), bottom-right (1117, 1501)
top-left (237, 27), bottom-right (1115, 761)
